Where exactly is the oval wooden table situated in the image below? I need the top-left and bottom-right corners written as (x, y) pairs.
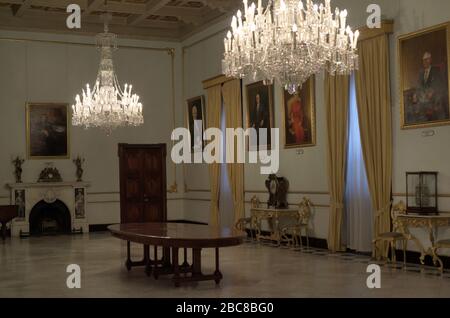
top-left (108, 223), bottom-right (246, 287)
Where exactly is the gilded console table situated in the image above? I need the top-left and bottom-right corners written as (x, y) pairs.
top-left (250, 207), bottom-right (298, 246)
top-left (397, 214), bottom-right (450, 271)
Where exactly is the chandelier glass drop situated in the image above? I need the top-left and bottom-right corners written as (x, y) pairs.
top-left (72, 14), bottom-right (143, 133)
top-left (222, 0), bottom-right (360, 94)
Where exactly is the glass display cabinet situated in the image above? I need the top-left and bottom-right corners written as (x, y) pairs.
top-left (406, 172), bottom-right (438, 215)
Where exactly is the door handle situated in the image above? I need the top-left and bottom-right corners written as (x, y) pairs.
top-left (143, 197), bottom-right (150, 203)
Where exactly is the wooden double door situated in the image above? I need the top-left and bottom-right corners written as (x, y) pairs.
top-left (119, 144), bottom-right (167, 224)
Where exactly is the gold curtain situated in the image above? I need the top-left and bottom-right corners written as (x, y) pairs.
top-left (206, 85), bottom-right (222, 227)
top-left (222, 79), bottom-right (244, 225)
top-left (325, 74), bottom-right (349, 252)
top-left (355, 34), bottom-right (392, 258)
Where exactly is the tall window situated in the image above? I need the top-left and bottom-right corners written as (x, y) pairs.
top-left (343, 75), bottom-right (373, 252)
top-left (219, 100), bottom-right (234, 227)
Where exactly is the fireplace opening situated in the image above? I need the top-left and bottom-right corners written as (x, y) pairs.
top-left (29, 200), bottom-right (71, 235)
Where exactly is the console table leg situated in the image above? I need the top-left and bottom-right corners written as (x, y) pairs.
top-left (214, 248), bottom-right (223, 285)
top-left (172, 247), bottom-right (180, 287)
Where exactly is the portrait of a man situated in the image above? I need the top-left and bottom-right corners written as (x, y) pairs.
top-left (246, 81), bottom-right (274, 150)
top-left (399, 24), bottom-right (450, 128)
top-left (186, 96), bottom-right (205, 151)
top-left (26, 103), bottom-right (69, 158)
top-left (283, 77), bottom-right (316, 148)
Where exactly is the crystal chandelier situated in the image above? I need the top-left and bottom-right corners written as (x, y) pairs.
top-left (72, 14), bottom-right (143, 134)
top-left (222, 0), bottom-right (360, 94)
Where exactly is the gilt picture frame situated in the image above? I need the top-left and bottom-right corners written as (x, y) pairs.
top-left (399, 22), bottom-right (450, 129)
top-left (186, 95), bottom-right (206, 151)
top-left (245, 81), bottom-right (274, 151)
top-left (26, 103), bottom-right (70, 159)
top-left (282, 77), bottom-right (316, 148)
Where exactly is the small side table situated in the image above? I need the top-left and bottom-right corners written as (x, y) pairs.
top-left (250, 207), bottom-right (299, 246)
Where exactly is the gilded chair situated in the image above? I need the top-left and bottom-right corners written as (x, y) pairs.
top-left (234, 195), bottom-right (260, 241)
top-left (280, 197), bottom-right (312, 250)
top-left (372, 201), bottom-right (409, 264)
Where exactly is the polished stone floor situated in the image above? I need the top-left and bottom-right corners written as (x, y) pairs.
top-left (0, 232), bottom-right (449, 298)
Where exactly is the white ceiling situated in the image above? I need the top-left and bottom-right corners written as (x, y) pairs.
top-left (0, 0), bottom-right (242, 41)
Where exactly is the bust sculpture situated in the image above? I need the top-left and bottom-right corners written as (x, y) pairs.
top-left (12, 156), bottom-right (25, 183)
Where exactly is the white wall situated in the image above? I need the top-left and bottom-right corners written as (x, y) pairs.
top-left (181, 0), bottom-right (450, 254)
top-left (0, 30), bottom-right (185, 225)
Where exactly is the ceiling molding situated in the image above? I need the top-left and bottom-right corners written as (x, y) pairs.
top-left (0, 0), bottom-right (242, 41)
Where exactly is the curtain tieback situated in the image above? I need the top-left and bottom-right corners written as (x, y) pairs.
top-left (331, 202), bottom-right (344, 209)
top-left (375, 201), bottom-right (393, 217)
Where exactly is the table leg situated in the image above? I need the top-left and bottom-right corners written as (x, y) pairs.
top-left (214, 248), bottom-right (223, 285)
top-left (153, 246), bottom-right (159, 279)
top-left (125, 241), bottom-right (132, 271)
top-left (182, 248), bottom-right (189, 272)
top-left (192, 248), bottom-right (202, 277)
top-left (144, 245), bottom-right (152, 276)
top-left (1, 222), bottom-right (6, 241)
top-left (172, 247), bottom-right (180, 287)
top-left (163, 247), bottom-right (171, 267)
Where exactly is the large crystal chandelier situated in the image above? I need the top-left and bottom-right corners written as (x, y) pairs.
top-left (72, 13), bottom-right (143, 134)
top-left (222, 0), bottom-right (360, 94)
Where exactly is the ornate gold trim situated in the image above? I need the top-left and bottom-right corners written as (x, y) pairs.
top-left (393, 192), bottom-right (450, 198)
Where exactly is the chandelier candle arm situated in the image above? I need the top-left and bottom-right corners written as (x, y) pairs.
top-left (222, 0), bottom-right (359, 94)
top-left (72, 13), bottom-right (144, 134)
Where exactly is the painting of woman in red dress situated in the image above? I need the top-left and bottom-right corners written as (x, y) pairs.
top-left (288, 95), bottom-right (305, 144)
top-left (283, 77), bottom-right (316, 148)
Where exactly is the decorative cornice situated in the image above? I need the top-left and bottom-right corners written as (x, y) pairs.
top-left (202, 74), bottom-right (235, 89)
top-left (357, 20), bottom-right (394, 42)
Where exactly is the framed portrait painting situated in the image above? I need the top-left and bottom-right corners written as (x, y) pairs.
top-left (282, 77), bottom-right (316, 148)
top-left (246, 81), bottom-right (274, 151)
top-left (186, 96), bottom-right (206, 151)
top-left (26, 103), bottom-right (70, 159)
top-left (399, 22), bottom-right (450, 129)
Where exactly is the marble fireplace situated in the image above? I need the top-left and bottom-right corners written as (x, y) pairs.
top-left (6, 182), bottom-right (90, 237)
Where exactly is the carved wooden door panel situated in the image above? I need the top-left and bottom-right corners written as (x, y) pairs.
top-left (119, 144), bottom-right (167, 224)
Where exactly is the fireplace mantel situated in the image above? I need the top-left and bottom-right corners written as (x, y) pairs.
top-left (6, 181), bottom-right (90, 237)
top-left (7, 182), bottom-right (90, 189)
